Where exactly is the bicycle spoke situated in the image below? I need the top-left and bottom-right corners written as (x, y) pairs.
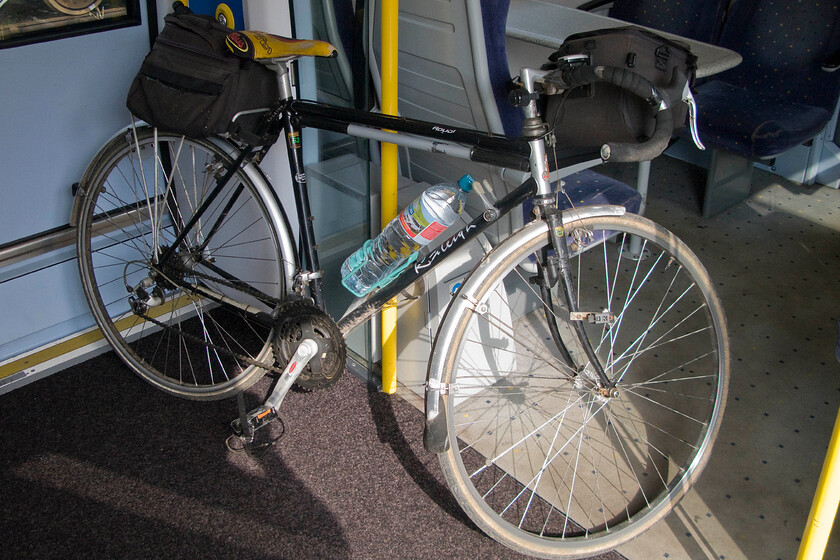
top-left (77, 128), bottom-right (286, 400)
top-left (437, 215), bottom-right (727, 554)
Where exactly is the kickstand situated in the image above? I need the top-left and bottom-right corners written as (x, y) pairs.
top-left (236, 391), bottom-right (255, 454)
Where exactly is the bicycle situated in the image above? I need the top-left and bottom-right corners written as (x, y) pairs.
top-left (70, 26), bottom-right (730, 559)
top-left (0, 0), bottom-right (104, 16)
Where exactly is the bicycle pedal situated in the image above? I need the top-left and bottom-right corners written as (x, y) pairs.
top-left (230, 405), bottom-right (278, 437)
top-left (569, 311), bottom-right (615, 324)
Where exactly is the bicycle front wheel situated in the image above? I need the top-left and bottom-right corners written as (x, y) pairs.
top-left (76, 127), bottom-right (294, 400)
top-left (433, 213), bottom-right (729, 558)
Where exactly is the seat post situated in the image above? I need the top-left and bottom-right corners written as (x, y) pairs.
top-left (269, 60), bottom-right (296, 101)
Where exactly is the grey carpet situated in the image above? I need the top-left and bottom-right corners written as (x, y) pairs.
top-left (0, 349), bottom-right (625, 560)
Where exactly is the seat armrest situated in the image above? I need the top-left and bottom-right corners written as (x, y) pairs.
top-left (822, 49), bottom-right (840, 72)
top-left (576, 0), bottom-right (613, 11)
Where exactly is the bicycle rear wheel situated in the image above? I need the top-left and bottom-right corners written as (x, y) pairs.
top-left (75, 127), bottom-right (294, 400)
top-left (44, 0), bottom-right (102, 16)
top-left (432, 213), bottom-right (729, 558)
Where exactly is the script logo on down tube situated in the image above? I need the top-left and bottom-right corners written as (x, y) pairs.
top-left (414, 224), bottom-right (478, 272)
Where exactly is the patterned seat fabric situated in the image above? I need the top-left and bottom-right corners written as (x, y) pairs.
top-left (481, 0), bottom-right (641, 214)
top-left (608, 0), bottom-right (728, 43)
top-left (556, 169), bottom-right (642, 214)
top-left (523, 168), bottom-right (643, 217)
top-left (694, 0), bottom-right (840, 159)
top-left (481, 0), bottom-right (523, 137)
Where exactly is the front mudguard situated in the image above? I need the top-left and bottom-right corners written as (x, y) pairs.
top-left (423, 204), bottom-right (627, 453)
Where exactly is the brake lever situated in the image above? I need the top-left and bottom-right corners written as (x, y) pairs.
top-left (682, 81), bottom-right (705, 150)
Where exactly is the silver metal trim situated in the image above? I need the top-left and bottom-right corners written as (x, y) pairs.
top-left (1, 201), bottom-right (159, 272)
top-left (0, 228), bottom-right (75, 270)
top-left (231, 107), bottom-right (273, 123)
top-left (346, 124), bottom-right (474, 160)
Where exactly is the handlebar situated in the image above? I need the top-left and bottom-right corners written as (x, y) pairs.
top-left (545, 65), bottom-right (676, 163)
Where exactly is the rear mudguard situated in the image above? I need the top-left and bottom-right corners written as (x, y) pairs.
top-left (69, 124), bottom-right (299, 292)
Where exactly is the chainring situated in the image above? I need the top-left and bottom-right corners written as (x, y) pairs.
top-left (274, 299), bottom-right (346, 391)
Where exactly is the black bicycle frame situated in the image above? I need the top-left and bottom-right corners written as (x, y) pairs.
top-left (280, 99), bottom-right (536, 322)
top-left (283, 100), bottom-right (612, 386)
top-left (160, 98), bottom-right (600, 348)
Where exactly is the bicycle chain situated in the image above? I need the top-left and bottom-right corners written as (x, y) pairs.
top-left (136, 306), bottom-right (285, 376)
top-left (135, 258), bottom-right (343, 386)
top-left (129, 256), bottom-right (289, 374)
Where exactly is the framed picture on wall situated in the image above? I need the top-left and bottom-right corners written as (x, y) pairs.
top-left (0, 0), bottom-right (141, 48)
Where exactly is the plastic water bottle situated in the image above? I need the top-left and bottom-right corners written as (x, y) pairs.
top-left (341, 174), bottom-right (475, 296)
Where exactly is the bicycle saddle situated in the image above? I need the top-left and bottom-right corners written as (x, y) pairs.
top-left (226, 31), bottom-right (337, 61)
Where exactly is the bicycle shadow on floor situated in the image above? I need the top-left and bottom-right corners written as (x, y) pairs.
top-left (0, 353), bottom-right (352, 560)
top-left (364, 381), bottom-right (475, 530)
top-left (363, 380), bottom-right (631, 560)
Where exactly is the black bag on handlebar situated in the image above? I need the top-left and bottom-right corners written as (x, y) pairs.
top-left (543, 27), bottom-right (696, 150)
top-left (126, 2), bottom-right (279, 145)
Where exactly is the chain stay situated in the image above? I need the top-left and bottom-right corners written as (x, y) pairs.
top-left (136, 308), bottom-right (284, 375)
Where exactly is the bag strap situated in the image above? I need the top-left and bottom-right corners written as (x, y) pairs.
top-left (164, 1), bottom-right (230, 53)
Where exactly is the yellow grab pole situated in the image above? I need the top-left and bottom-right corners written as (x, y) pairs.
top-left (797, 405), bottom-right (840, 560)
top-left (380, 0), bottom-right (399, 394)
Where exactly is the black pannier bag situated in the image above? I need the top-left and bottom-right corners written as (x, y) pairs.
top-left (543, 27), bottom-right (697, 150)
top-left (126, 2), bottom-right (279, 145)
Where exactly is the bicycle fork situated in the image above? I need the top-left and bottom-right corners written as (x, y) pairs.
top-left (518, 66), bottom-right (617, 394)
top-left (542, 206), bottom-right (618, 395)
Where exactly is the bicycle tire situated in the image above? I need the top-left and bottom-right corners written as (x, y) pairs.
top-left (432, 213), bottom-right (729, 558)
top-left (75, 126), bottom-right (295, 400)
top-left (44, 0), bottom-right (102, 16)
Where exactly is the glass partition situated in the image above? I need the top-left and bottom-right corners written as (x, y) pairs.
top-left (293, 0), bottom-right (374, 373)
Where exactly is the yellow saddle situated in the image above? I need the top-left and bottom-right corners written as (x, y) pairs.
top-left (226, 30), bottom-right (337, 61)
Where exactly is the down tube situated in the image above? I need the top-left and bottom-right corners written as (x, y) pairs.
top-left (336, 178), bottom-right (536, 337)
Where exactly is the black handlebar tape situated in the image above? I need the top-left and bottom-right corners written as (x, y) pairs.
top-left (600, 66), bottom-right (678, 162)
top-left (602, 108), bottom-right (673, 163)
top-left (598, 66), bottom-right (663, 106)
top-left (471, 147), bottom-right (531, 171)
top-left (553, 64), bottom-right (599, 88)
top-left (553, 65), bottom-right (674, 162)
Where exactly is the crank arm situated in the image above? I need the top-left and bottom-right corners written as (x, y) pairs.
top-left (231, 338), bottom-right (319, 436)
